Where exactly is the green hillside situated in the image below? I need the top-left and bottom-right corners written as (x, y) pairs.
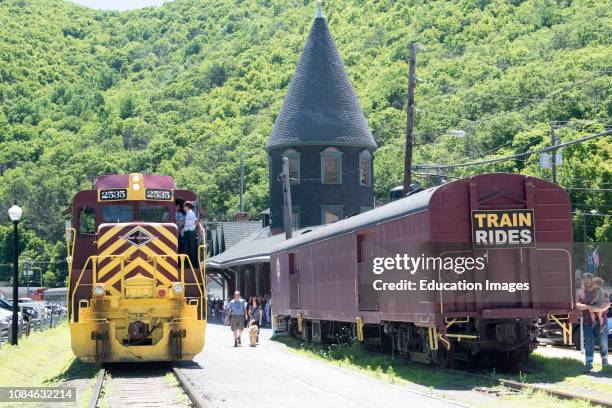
top-left (0, 0), bottom-right (610, 284)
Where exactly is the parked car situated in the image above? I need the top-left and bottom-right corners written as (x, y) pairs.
top-left (0, 307), bottom-right (24, 331)
top-left (17, 299), bottom-right (46, 319)
top-left (0, 298), bottom-right (38, 320)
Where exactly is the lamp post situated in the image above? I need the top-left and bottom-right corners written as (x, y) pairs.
top-left (8, 202), bottom-right (22, 345)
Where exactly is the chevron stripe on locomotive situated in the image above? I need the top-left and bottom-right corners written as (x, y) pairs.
top-left (65, 173), bottom-right (206, 362)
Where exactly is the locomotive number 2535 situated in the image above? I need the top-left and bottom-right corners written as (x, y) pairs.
top-left (99, 189), bottom-right (127, 201)
top-left (146, 189), bottom-right (172, 200)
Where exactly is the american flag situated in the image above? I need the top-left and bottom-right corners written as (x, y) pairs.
top-left (592, 245), bottom-right (601, 268)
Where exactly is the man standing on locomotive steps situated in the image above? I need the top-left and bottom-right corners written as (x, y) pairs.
top-left (576, 273), bottom-right (610, 371)
top-left (182, 201), bottom-right (198, 266)
top-left (229, 291), bottom-right (247, 347)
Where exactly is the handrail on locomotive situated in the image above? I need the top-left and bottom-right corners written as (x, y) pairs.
top-left (65, 224), bottom-right (208, 322)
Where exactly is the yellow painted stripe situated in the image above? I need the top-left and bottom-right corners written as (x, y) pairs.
top-left (98, 225), bottom-right (125, 247)
top-left (103, 257), bottom-right (171, 287)
top-left (139, 246), bottom-right (179, 280)
top-left (97, 245), bottom-right (138, 278)
top-left (149, 237), bottom-right (177, 257)
top-left (98, 238), bottom-right (128, 258)
top-left (154, 225), bottom-right (178, 246)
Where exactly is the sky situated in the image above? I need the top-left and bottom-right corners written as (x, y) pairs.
top-left (68, 0), bottom-right (171, 11)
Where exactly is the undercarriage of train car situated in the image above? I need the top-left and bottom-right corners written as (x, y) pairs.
top-left (277, 314), bottom-right (573, 368)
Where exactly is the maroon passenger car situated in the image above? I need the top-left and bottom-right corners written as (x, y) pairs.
top-left (271, 173), bottom-right (576, 366)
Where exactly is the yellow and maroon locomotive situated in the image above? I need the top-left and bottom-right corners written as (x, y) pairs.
top-left (65, 173), bottom-right (206, 362)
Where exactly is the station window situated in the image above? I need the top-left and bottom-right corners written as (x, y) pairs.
top-left (282, 148), bottom-right (300, 185)
top-left (320, 147), bottom-right (342, 184)
top-left (102, 205), bottom-right (134, 223)
top-left (140, 204), bottom-right (170, 223)
top-left (359, 150), bottom-right (372, 186)
top-left (78, 207), bottom-right (96, 235)
top-left (321, 205), bottom-right (343, 224)
top-left (291, 207), bottom-right (300, 230)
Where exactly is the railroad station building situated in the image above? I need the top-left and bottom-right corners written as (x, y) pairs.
top-left (206, 4), bottom-right (377, 299)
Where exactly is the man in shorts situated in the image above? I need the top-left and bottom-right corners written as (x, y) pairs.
top-left (229, 290), bottom-right (247, 347)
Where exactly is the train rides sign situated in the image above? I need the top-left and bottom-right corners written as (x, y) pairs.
top-left (471, 209), bottom-right (535, 248)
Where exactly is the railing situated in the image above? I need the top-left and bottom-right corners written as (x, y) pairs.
top-left (66, 225), bottom-right (209, 322)
top-left (69, 253), bottom-right (207, 322)
top-left (0, 313), bottom-right (68, 348)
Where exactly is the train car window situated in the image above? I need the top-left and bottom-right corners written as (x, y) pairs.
top-left (102, 205), bottom-right (134, 223)
top-left (78, 207), bottom-right (96, 235)
top-left (140, 204), bottom-right (170, 222)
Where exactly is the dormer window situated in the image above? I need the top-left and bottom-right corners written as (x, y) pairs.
top-left (320, 147), bottom-right (342, 184)
top-left (282, 148), bottom-right (300, 185)
top-left (359, 150), bottom-right (372, 186)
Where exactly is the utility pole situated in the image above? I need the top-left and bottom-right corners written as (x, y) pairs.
top-left (403, 42), bottom-right (417, 195)
top-left (550, 123), bottom-right (557, 184)
top-left (583, 212), bottom-right (588, 276)
top-left (280, 157), bottom-right (293, 240)
top-left (239, 152), bottom-right (244, 213)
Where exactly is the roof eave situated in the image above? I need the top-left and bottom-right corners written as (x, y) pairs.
top-left (265, 140), bottom-right (378, 152)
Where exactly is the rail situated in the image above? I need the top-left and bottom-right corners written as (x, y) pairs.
top-left (69, 252), bottom-right (206, 322)
top-left (88, 366), bottom-right (205, 408)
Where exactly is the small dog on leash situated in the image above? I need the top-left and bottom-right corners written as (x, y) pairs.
top-left (248, 321), bottom-right (259, 347)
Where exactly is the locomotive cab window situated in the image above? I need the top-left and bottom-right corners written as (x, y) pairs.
top-left (103, 205), bottom-right (134, 223)
top-left (140, 204), bottom-right (171, 223)
top-left (78, 207), bottom-right (96, 235)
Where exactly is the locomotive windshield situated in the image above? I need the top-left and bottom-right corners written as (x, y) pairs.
top-left (140, 204), bottom-right (170, 222)
top-left (103, 205), bottom-right (134, 223)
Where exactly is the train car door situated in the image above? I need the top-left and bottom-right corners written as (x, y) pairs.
top-left (357, 231), bottom-right (379, 311)
top-left (289, 252), bottom-right (300, 309)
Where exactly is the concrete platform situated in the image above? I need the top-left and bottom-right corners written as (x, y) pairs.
top-left (180, 323), bottom-right (464, 408)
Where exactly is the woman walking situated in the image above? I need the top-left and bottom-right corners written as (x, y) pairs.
top-left (248, 297), bottom-right (263, 344)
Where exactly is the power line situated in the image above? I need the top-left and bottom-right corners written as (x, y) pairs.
top-left (563, 187), bottom-right (612, 192)
top-left (417, 128), bottom-right (612, 170)
top-left (414, 71), bottom-right (612, 142)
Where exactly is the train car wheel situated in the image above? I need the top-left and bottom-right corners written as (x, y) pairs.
top-left (434, 345), bottom-right (454, 368)
top-left (498, 347), bottom-right (528, 369)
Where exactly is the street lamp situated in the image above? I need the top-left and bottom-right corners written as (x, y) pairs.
top-left (8, 202), bottom-right (22, 346)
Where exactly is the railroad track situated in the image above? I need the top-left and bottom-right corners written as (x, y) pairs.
top-left (455, 369), bottom-right (611, 408)
top-left (88, 364), bottom-right (205, 408)
top-left (359, 347), bottom-right (610, 407)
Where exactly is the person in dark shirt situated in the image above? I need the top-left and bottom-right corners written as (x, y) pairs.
top-left (576, 273), bottom-right (610, 371)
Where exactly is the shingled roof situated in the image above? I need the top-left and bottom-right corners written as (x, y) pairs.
top-left (266, 11), bottom-right (377, 151)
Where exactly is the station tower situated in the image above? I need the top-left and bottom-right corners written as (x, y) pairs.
top-left (266, 3), bottom-right (377, 234)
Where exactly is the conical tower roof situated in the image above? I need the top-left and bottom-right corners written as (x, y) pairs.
top-left (266, 9), bottom-right (377, 151)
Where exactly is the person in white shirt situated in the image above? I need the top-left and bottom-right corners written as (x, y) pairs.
top-left (183, 201), bottom-right (198, 266)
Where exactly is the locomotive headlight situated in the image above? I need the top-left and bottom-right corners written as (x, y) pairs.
top-left (93, 284), bottom-right (105, 297)
top-left (173, 283), bottom-right (184, 294)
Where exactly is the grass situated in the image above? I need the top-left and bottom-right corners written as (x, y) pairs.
top-left (520, 353), bottom-right (612, 395)
top-left (0, 324), bottom-right (100, 407)
top-left (273, 336), bottom-right (610, 408)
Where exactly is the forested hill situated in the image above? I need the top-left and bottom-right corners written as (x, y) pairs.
top-left (0, 0), bottom-right (610, 284)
